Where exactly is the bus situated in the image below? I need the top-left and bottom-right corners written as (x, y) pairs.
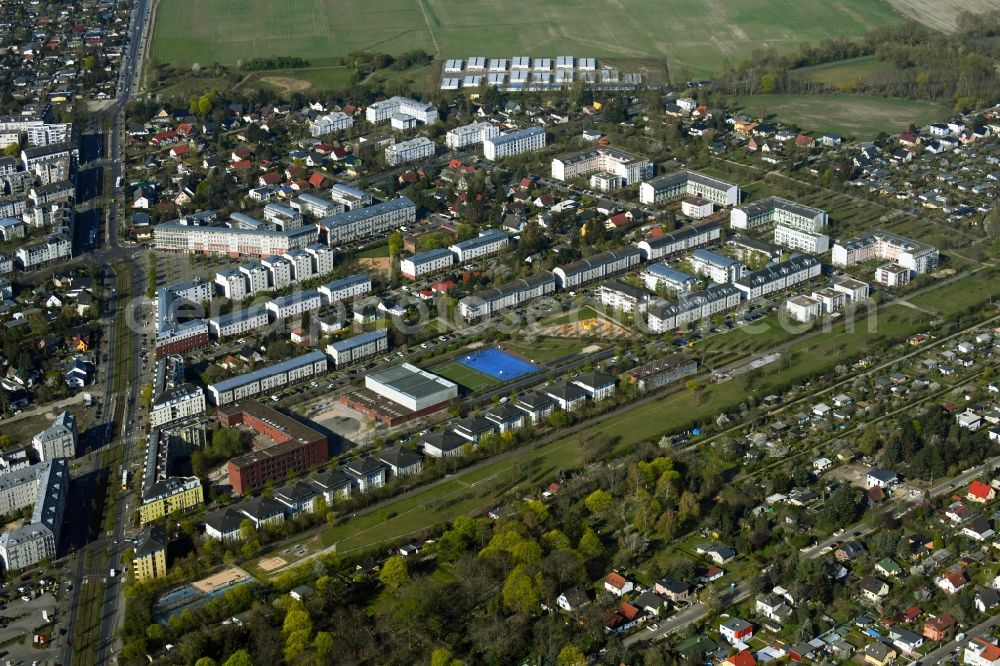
top-left (121, 469), bottom-right (129, 491)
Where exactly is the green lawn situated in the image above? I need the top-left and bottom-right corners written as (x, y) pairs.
top-left (701, 314), bottom-right (799, 354)
top-left (501, 337), bottom-right (589, 364)
top-left (282, 302), bottom-right (937, 560)
top-left (794, 55), bottom-right (897, 87)
top-left (151, 0), bottom-right (901, 77)
top-left (355, 244), bottom-right (390, 259)
top-left (908, 274), bottom-right (1000, 314)
top-left (732, 94), bottom-right (947, 139)
top-left (241, 65), bottom-right (354, 93)
top-left (431, 359), bottom-right (499, 392)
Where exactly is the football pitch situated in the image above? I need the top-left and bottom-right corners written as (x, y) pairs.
top-left (150, 0), bottom-right (901, 77)
top-left (432, 360), bottom-right (499, 392)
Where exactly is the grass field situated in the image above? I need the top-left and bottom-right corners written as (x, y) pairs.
top-left (794, 55), bottom-right (897, 87)
top-left (432, 359), bottom-right (499, 392)
top-left (151, 0), bottom-right (901, 77)
top-left (908, 274), bottom-right (1000, 314)
top-left (732, 94), bottom-right (947, 139)
top-left (355, 244), bottom-right (390, 259)
top-left (501, 337), bottom-right (589, 364)
top-left (260, 302), bottom-right (934, 562)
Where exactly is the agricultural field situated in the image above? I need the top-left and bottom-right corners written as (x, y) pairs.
top-left (151, 0), bottom-right (901, 78)
top-left (908, 273), bottom-right (1000, 314)
top-left (731, 94), bottom-right (948, 139)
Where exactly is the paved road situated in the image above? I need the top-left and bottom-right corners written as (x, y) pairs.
top-left (60, 0), bottom-right (153, 663)
top-left (625, 582), bottom-right (751, 647)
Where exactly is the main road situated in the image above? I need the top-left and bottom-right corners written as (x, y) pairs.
top-left (61, 0), bottom-right (154, 663)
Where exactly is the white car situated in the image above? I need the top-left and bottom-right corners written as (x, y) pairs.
top-left (20, 595), bottom-right (30, 602)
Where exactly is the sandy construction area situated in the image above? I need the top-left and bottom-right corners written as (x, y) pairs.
top-left (541, 317), bottom-right (634, 339)
top-left (192, 566), bottom-right (250, 592)
top-left (257, 557), bottom-right (287, 572)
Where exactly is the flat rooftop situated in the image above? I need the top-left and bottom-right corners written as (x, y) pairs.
top-left (366, 363), bottom-right (456, 401)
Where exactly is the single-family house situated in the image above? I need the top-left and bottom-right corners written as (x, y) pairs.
top-left (859, 576), bottom-right (889, 604)
top-left (969, 480), bottom-right (996, 503)
top-left (604, 571), bottom-right (634, 597)
top-left (719, 618), bottom-right (753, 645)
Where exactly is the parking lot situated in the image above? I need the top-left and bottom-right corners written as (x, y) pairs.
top-left (0, 586), bottom-right (65, 666)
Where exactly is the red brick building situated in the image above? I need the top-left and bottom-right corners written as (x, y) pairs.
top-left (220, 401), bottom-right (329, 494)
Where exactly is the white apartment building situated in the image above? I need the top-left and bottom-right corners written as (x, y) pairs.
top-left (646, 285), bottom-right (742, 333)
top-left (164, 278), bottom-right (213, 305)
top-left (734, 255), bottom-right (822, 300)
top-left (292, 194), bottom-right (344, 219)
top-left (773, 224), bottom-right (830, 253)
top-left (262, 255), bottom-right (294, 290)
top-left (730, 196), bottom-right (828, 232)
top-left (832, 275), bottom-right (870, 302)
top-left (641, 264), bottom-right (699, 293)
top-left (689, 249), bottom-right (744, 284)
top-left (207, 350), bottom-right (328, 406)
top-left (239, 262), bottom-right (270, 295)
top-left (329, 183), bottom-right (372, 209)
top-left (153, 223), bottom-right (318, 258)
top-left (449, 229), bottom-right (508, 262)
top-left (785, 295), bottom-right (823, 323)
top-left (597, 279), bottom-right (649, 314)
top-left (15, 234), bottom-right (71, 269)
top-left (283, 249), bottom-right (314, 283)
top-left (309, 111), bottom-right (354, 137)
top-left (320, 197), bottom-right (415, 246)
top-left (640, 170), bottom-right (740, 206)
top-left (401, 248), bottom-right (454, 279)
top-left (149, 356), bottom-right (206, 428)
top-left (551, 147), bottom-right (651, 185)
top-left (635, 222), bottom-right (721, 261)
top-left (458, 271), bottom-right (557, 320)
top-left (0, 255), bottom-right (12, 275)
top-left (263, 203), bottom-right (303, 231)
top-left (326, 330), bottom-right (389, 368)
top-left (483, 126), bottom-right (546, 161)
top-left (553, 247), bottom-right (642, 289)
top-left (305, 243), bottom-right (335, 276)
top-left (32, 412), bottom-right (76, 461)
top-left (385, 137), bottom-right (435, 166)
top-left (215, 268), bottom-right (248, 301)
top-left (0, 459), bottom-right (67, 571)
top-left (446, 122), bottom-right (500, 149)
top-left (208, 305), bottom-right (270, 339)
top-left (832, 229), bottom-right (939, 275)
top-left (365, 96), bottom-right (438, 124)
top-left (265, 290), bottom-right (323, 321)
top-left (876, 263), bottom-right (910, 287)
top-left (319, 274), bottom-right (372, 305)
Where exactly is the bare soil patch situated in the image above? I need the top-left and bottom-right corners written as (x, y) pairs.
top-left (886, 0), bottom-right (1000, 31)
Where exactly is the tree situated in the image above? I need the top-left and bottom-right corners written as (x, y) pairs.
top-left (239, 519), bottom-right (255, 542)
top-left (859, 423), bottom-right (880, 455)
top-left (282, 604), bottom-right (312, 636)
top-left (557, 645), bottom-right (587, 666)
top-left (431, 647), bottom-right (464, 666)
top-left (502, 565), bottom-right (539, 614)
top-left (284, 629), bottom-right (311, 663)
top-left (195, 659), bottom-right (218, 666)
top-left (222, 650), bottom-right (254, 666)
top-left (313, 631), bottom-right (334, 659)
top-left (584, 489), bottom-right (613, 515)
top-left (578, 528), bottom-right (603, 559)
top-left (760, 72), bottom-right (777, 94)
top-left (379, 555), bottom-right (410, 590)
top-left (387, 231), bottom-right (404, 257)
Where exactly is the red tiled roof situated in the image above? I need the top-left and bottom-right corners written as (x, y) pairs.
top-left (727, 651), bottom-right (756, 666)
top-left (605, 572), bottom-right (628, 590)
top-left (308, 173), bottom-right (327, 188)
top-left (969, 480), bottom-right (993, 499)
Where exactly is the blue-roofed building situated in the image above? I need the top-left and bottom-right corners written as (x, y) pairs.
top-left (325, 330), bottom-right (389, 368)
top-left (208, 305), bottom-right (269, 339)
top-left (401, 248), bottom-right (454, 279)
top-left (318, 273), bottom-right (371, 305)
top-left (207, 350), bottom-right (328, 405)
top-left (449, 229), bottom-right (508, 262)
top-left (319, 197), bottom-right (415, 245)
top-left (642, 263), bottom-right (699, 293)
top-left (689, 249), bottom-right (744, 284)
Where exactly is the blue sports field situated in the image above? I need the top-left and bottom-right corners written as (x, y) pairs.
top-left (457, 348), bottom-right (538, 381)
